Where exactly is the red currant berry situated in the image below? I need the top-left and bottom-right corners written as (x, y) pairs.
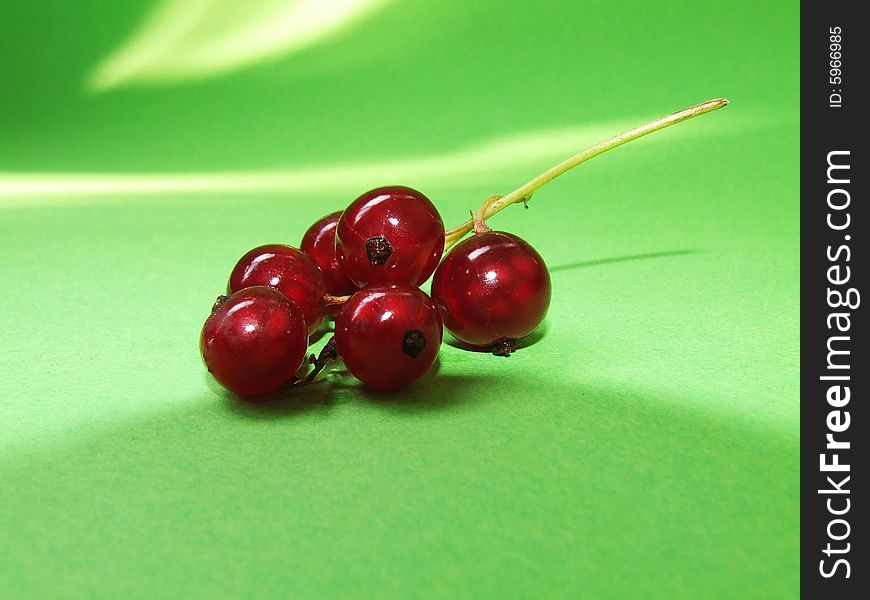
top-left (335, 186), bottom-right (445, 287)
top-left (335, 284), bottom-right (443, 390)
top-left (430, 231), bottom-right (551, 354)
top-left (228, 244), bottom-right (326, 335)
top-left (200, 286), bottom-right (308, 397)
top-left (300, 211), bottom-right (357, 316)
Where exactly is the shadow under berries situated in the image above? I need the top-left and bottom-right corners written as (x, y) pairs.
top-left (439, 250), bottom-right (696, 355)
top-left (327, 358), bottom-right (489, 413)
top-left (1, 370), bottom-right (798, 599)
top-left (444, 321), bottom-right (549, 353)
top-left (207, 372), bottom-right (335, 420)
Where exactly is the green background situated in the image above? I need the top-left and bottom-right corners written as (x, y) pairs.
top-left (0, 0), bottom-right (799, 597)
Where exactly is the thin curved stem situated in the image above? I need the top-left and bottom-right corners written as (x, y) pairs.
top-left (443, 98), bottom-right (729, 251)
top-left (295, 337), bottom-right (338, 386)
top-left (473, 198), bottom-right (499, 234)
top-left (323, 293), bottom-right (350, 306)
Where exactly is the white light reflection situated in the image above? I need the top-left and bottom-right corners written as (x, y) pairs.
top-left (466, 247), bottom-right (493, 262)
top-left (87, 0), bottom-right (394, 92)
top-left (0, 116), bottom-right (737, 207)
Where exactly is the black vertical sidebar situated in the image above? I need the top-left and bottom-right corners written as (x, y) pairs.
top-left (801, 1), bottom-right (867, 597)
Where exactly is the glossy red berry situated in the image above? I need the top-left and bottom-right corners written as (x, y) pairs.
top-left (300, 211), bottom-right (357, 316)
top-left (228, 244), bottom-right (326, 335)
top-left (431, 231), bottom-right (551, 352)
top-left (335, 284), bottom-right (443, 390)
top-left (335, 186), bottom-right (445, 287)
top-left (200, 286), bottom-right (308, 397)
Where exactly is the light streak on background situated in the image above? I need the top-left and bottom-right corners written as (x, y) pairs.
top-left (0, 118), bottom-right (739, 206)
top-left (87, 0), bottom-right (394, 92)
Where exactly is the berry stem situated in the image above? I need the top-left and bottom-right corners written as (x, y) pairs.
top-left (296, 337), bottom-right (338, 386)
top-left (472, 205), bottom-right (493, 235)
top-left (443, 98), bottom-right (729, 250)
top-left (323, 293), bottom-right (351, 306)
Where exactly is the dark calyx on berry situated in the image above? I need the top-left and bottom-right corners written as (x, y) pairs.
top-left (402, 329), bottom-right (426, 358)
top-left (365, 235), bottom-right (392, 265)
top-left (200, 286), bottom-right (308, 397)
top-left (335, 185), bottom-right (445, 287)
top-left (491, 338), bottom-right (518, 357)
top-left (431, 230), bottom-right (550, 349)
top-left (334, 283), bottom-right (443, 390)
top-left (211, 295), bottom-right (230, 313)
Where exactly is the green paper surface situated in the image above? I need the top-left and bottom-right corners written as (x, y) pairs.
top-left (1, 0), bottom-right (799, 597)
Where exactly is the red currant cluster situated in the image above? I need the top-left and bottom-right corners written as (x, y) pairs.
top-left (200, 185), bottom-right (550, 395)
top-left (199, 99), bottom-right (728, 397)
